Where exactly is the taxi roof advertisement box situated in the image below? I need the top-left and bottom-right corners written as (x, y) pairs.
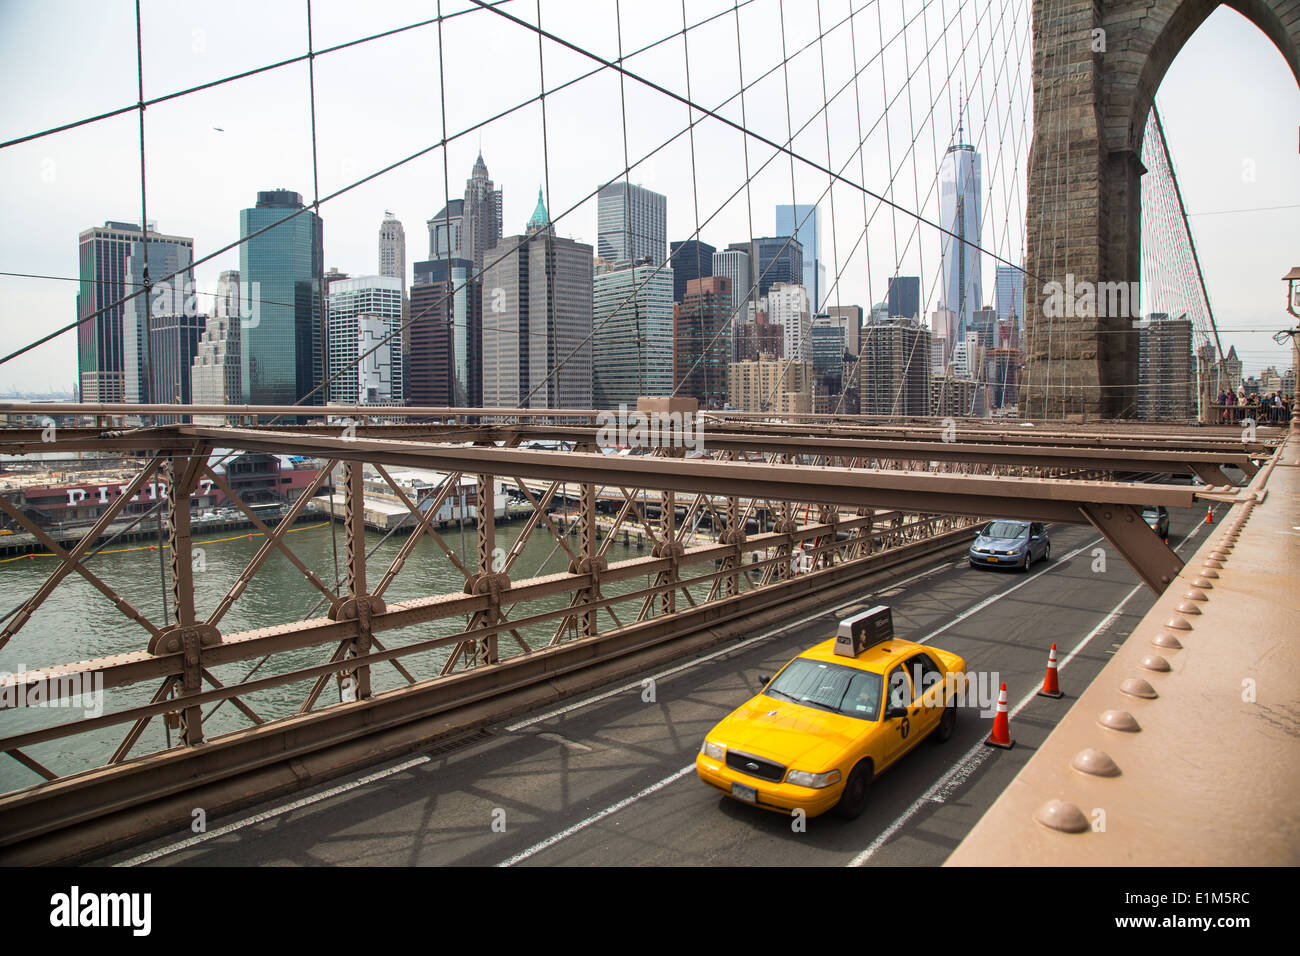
top-left (834, 605), bottom-right (893, 658)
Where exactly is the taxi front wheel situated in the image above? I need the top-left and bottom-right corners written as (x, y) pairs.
top-left (933, 700), bottom-right (957, 744)
top-left (833, 761), bottom-right (873, 820)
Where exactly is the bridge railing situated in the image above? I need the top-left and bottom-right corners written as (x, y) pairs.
top-left (0, 408), bottom-right (1277, 858)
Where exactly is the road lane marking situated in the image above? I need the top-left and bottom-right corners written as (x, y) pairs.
top-left (848, 521), bottom-right (1205, 866)
top-left (114, 755), bottom-right (431, 867)
top-left (505, 561), bottom-right (956, 731)
top-left (496, 763), bottom-right (696, 867)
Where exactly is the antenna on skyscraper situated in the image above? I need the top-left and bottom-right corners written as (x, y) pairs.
top-left (957, 81), bottom-right (964, 142)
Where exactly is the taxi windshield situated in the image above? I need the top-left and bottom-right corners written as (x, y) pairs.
top-left (764, 658), bottom-right (884, 721)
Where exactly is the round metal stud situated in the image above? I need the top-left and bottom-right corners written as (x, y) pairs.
top-left (1120, 677), bottom-right (1158, 699)
top-left (1071, 748), bottom-right (1120, 777)
top-left (1034, 799), bottom-right (1090, 834)
top-left (1097, 710), bottom-right (1141, 732)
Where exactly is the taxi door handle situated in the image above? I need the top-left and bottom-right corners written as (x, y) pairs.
top-left (910, 707), bottom-right (920, 716)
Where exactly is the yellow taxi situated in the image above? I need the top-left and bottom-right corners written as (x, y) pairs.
top-left (696, 606), bottom-right (966, 820)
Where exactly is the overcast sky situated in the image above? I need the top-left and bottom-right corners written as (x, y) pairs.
top-left (0, 0), bottom-right (1296, 395)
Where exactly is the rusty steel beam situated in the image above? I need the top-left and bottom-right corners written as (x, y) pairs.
top-left (1077, 503), bottom-right (1185, 593)
top-left (175, 426), bottom-right (1200, 524)
top-left (295, 423), bottom-right (1257, 475)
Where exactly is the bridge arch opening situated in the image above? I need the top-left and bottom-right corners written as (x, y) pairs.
top-left (1022, 0), bottom-right (1300, 419)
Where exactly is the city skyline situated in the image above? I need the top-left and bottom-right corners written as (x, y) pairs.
top-left (0, 2), bottom-right (1295, 395)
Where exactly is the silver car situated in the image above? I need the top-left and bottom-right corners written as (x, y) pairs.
top-left (968, 520), bottom-right (1051, 572)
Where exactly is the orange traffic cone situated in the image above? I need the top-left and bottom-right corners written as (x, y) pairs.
top-left (1204, 505), bottom-right (1214, 524)
top-left (985, 682), bottom-right (1015, 749)
top-left (1038, 643), bottom-right (1063, 698)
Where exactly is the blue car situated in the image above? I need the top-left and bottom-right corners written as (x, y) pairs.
top-left (968, 520), bottom-right (1050, 571)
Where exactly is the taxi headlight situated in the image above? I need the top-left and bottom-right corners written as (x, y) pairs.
top-left (701, 740), bottom-right (726, 761)
top-left (785, 768), bottom-right (842, 789)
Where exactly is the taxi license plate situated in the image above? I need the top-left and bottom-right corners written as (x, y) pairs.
top-left (731, 782), bottom-right (757, 804)
top-left (987, 556), bottom-right (999, 563)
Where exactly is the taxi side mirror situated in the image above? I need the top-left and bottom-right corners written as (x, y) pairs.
top-left (884, 705), bottom-right (908, 720)
top-left (759, 674), bottom-right (771, 687)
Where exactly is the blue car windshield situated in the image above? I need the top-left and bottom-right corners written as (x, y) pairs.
top-left (764, 658), bottom-right (883, 720)
top-left (982, 521), bottom-right (1029, 539)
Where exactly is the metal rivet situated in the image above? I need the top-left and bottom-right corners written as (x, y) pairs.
top-left (1165, 615), bottom-right (1192, 631)
top-left (1120, 677), bottom-right (1158, 699)
top-left (1202, 559), bottom-right (1223, 570)
top-left (1034, 799), bottom-right (1090, 833)
top-left (1182, 589), bottom-right (1207, 602)
top-left (1191, 577), bottom-right (1214, 588)
top-left (1072, 748), bottom-right (1120, 777)
top-left (1098, 709), bottom-right (1141, 732)
top-left (1209, 552), bottom-right (1228, 562)
top-left (1141, 654), bottom-right (1171, 672)
top-left (1175, 601), bottom-right (1202, 615)
top-left (1151, 632), bottom-right (1183, 649)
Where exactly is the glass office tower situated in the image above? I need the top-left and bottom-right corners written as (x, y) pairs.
top-left (775, 204), bottom-right (823, 311)
top-left (239, 190), bottom-right (324, 406)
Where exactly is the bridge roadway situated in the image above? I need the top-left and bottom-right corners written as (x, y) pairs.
top-left (97, 509), bottom-right (1215, 868)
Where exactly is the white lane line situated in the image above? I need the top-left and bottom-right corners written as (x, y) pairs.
top-left (496, 763), bottom-right (696, 867)
top-left (114, 755), bottom-right (431, 867)
top-left (505, 561), bottom-right (955, 731)
top-left (847, 521), bottom-right (1205, 867)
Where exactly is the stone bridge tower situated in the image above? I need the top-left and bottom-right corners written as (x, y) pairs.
top-left (1022, 0), bottom-right (1300, 419)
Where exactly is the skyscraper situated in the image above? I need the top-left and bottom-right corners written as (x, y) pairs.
top-left (669, 240), bottom-right (715, 304)
top-left (673, 275), bottom-right (731, 409)
top-left (411, 257), bottom-right (482, 407)
top-left (939, 118), bottom-right (982, 340)
top-left (593, 261), bottom-right (674, 407)
top-left (767, 283), bottom-right (811, 363)
top-left (775, 204), bottom-right (824, 311)
top-left (427, 199), bottom-right (463, 260)
top-left (712, 247), bottom-right (751, 326)
top-left (729, 237), bottom-right (804, 301)
top-left (379, 212), bottom-right (406, 295)
top-left (148, 312), bottom-right (206, 419)
top-left (826, 305), bottom-right (863, 355)
top-left (192, 271), bottom-right (242, 423)
top-left (482, 190), bottom-right (594, 408)
top-left (239, 189), bottom-right (324, 407)
top-left (995, 264), bottom-right (1025, 323)
top-left (1138, 313), bottom-right (1194, 421)
top-left (327, 276), bottom-right (404, 405)
top-left (597, 182), bottom-right (667, 267)
top-left (77, 221), bottom-right (193, 403)
top-left (886, 276), bottom-right (921, 321)
top-left (859, 318), bottom-right (932, 417)
top-left (461, 153), bottom-right (503, 276)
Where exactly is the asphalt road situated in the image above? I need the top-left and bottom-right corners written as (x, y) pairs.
top-left (101, 508), bottom-right (1214, 867)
